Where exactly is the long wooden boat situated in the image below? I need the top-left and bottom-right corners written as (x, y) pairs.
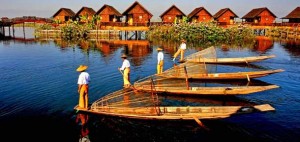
top-left (184, 46), bottom-right (276, 64)
top-left (157, 68), bottom-right (284, 80)
top-left (133, 74), bottom-right (279, 96)
top-left (74, 104), bottom-right (275, 120)
top-left (160, 59), bottom-right (284, 81)
top-left (185, 55), bottom-right (276, 64)
top-left (133, 84), bottom-right (279, 96)
top-left (74, 89), bottom-right (275, 120)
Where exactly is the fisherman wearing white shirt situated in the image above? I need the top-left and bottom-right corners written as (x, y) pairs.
top-left (173, 39), bottom-right (186, 62)
top-left (76, 65), bottom-right (90, 109)
top-left (157, 47), bottom-right (164, 74)
top-left (118, 54), bottom-right (131, 88)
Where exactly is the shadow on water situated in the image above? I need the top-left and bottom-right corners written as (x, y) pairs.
top-left (76, 111), bottom-right (299, 142)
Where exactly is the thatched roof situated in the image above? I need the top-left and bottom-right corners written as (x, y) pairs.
top-left (95, 4), bottom-right (122, 16)
top-left (159, 5), bottom-right (186, 18)
top-left (122, 1), bottom-right (153, 17)
top-left (242, 7), bottom-right (277, 19)
top-left (75, 7), bottom-right (96, 17)
top-left (52, 8), bottom-right (75, 18)
top-left (213, 8), bottom-right (238, 19)
top-left (188, 7), bottom-right (212, 18)
top-left (282, 7), bottom-right (300, 19)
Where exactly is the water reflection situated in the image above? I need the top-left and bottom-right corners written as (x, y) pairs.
top-left (76, 113), bottom-right (91, 142)
top-left (253, 36), bottom-right (274, 53)
top-left (278, 39), bottom-right (300, 57)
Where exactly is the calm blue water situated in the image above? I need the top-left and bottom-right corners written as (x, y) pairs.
top-left (1, 36), bottom-right (300, 142)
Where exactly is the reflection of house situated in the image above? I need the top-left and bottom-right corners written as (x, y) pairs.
top-left (254, 36), bottom-right (273, 52)
top-left (213, 8), bottom-right (238, 25)
top-left (188, 7), bottom-right (213, 23)
top-left (95, 5), bottom-right (122, 22)
top-left (128, 44), bottom-right (151, 66)
top-left (122, 1), bottom-right (153, 26)
top-left (160, 5), bottom-right (186, 24)
top-left (242, 7), bottom-right (277, 25)
top-left (52, 8), bottom-right (75, 23)
top-left (282, 7), bottom-right (300, 23)
top-left (75, 7), bottom-right (96, 22)
top-left (281, 40), bottom-right (300, 57)
top-left (95, 40), bottom-right (119, 56)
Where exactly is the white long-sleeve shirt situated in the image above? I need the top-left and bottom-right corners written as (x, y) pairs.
top-left (157, 51), bottom-right (164, 64)
top-left (77, 72), bottom-right (90, 85)
top-left (120, 59), bottom-right (130, 70)
top-left (179, 43), bottom-right (186, 50)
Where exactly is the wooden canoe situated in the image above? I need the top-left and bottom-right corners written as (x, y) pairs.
top-left (74, 104), bottom-right (275, 120)
top-left (133, 84), bottom-right (279, 96)
top-left (184, 46), bottom-right (276, 64)
top-left (185, 55), bottom-right (276, 64)
top-left (74, 89), bottom-right (275, 120)
top-left (157, 69), bottom-right (284, 80)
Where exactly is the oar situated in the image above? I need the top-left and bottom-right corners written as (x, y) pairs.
top-left (192, 116), bottom-right (209, 130)
top-left (118, 68), bottom-right (124, 76)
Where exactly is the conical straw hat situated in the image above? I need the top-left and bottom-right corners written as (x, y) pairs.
top-left (76, 65), bottom-right (88, 72)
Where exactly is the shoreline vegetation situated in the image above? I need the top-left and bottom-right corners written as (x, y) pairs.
top-left (146, 21), bottom-right (256, 47)
top-left (34, 19), bottom-right (257, 48)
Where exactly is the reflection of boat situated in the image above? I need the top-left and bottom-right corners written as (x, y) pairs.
top-left (157, 62), bottom-right (284, 80)
top-left (133, 76), bottom-right (279, 96)
top-left (74, 88), bottom-right (275, 120)
top-left (185, 46), bottom-right (276, 64)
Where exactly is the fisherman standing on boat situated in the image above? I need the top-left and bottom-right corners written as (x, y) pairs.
top-left (118, 54), bottom-right (131, 88)
top-left (157, 47), bottom-right (164, 74)
top-left (173, 39), bottom-right (186, 62)
top-left (77, 65), bottom-right (90, 110)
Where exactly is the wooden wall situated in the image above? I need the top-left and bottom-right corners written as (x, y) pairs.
top-left (191, 10), bottom-right (212, 22)
top-left (258, 10), bottom-right (275, 24)
top-left (126, 5), bottom-right (151, 25)
top-left (161, 7), bottom-right (183, 23)
top-left (216, 11), bottom-right (235, 24)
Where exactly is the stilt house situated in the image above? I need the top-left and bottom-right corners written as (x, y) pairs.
top-left (188, 7), bottom-right (213, 23)
top-left (52, 8), bottom-right (75, 23)
top-left (160, 5), bottom-right (186, 24)
top-left (242, 7), bottom-right (277, 25)
top-left (75, 7), bottom-right (96, 23)
top-left (122, 1), bottom-right (153, 26)
top-left (282, 7), bottom-right (300, 23)
top-left (213, 8), bottom-right (238, 25)
top-left (95, 4), bottom-right (122, 23)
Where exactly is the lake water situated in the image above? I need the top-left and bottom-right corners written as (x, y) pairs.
top-left (1, 31), bottom-right (300, 142)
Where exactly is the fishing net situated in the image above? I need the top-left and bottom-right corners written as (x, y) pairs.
top-left (185, 46), bottom-right (217, 63)
top-left (90, 87), bottom-right (162, 116)
top-left (156, 62), bottom-right (217, 79)
top-left (91, 88), bottom-right (159, 108)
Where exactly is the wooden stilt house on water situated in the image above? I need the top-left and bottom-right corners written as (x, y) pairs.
top-left (213, 8), bottom-right (238, 25)
top-left (242, 7), bottom-right (277, 26)
top-left (75, 7), bottom-right (96, 23)
top-left (281, 7), bottom-right (300, 23)
top-left (95, 4), bottom-right (122, 23)
top-left (188, 7), bottom-right (213, 23)
top-left (52, 8), bottom-right (75, 23)
top-left (122, 1), bottom-right (153, 26)
top-left (160, 5), bottom-right (186, 24)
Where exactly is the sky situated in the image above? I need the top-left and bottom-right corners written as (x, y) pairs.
top-left (0, 0), bottom-right (299, 21)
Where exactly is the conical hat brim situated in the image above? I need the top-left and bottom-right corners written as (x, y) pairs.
top-left (76, 65), bottom-right (88, 72)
